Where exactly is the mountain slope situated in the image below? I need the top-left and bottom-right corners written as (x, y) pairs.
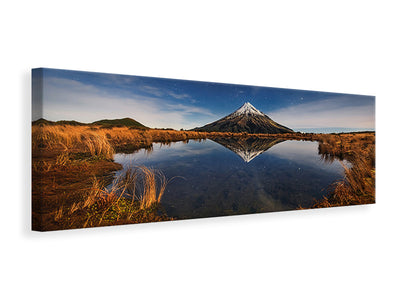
top-left (194, 102), bottom-right (293, 134)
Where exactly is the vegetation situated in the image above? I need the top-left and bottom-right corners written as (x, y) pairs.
top-left (314, 132), bottom-right (375, 207)
top-left (32, 124), bottom-right (174, 231)
top-left (32, 124), bottom-right (114, 159)
top-left (33, 161), bottom-right (170, 230)
top-left (72, 166), bottom-right (169, 229)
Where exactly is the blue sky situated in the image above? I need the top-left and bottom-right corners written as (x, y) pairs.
top-left (32, 68), bottom-right (375, 132)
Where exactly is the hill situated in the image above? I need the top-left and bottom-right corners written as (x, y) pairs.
top-left (91, 118), bottom-right (148, 128)
top-left (32, 117), bottom-right (148, 129)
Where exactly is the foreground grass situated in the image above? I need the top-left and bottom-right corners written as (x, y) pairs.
top-left (313, 133), bottom-right (375, 207)
top-left (32, 151), bottom-right (171, 230)
top-left (32, 125), bottom-right (175, 231)
top-left (60, 166), bottom-right (169, 230)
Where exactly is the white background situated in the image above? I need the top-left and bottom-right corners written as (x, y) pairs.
top-left (1, 1), bottom-right (399, 299)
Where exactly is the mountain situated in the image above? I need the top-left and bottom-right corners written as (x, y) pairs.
top-left (91, 118), bottom-right (148, 128)
top-left (211, 136), bottom-right (283, 162)
top-left (32, 118), bottom-right (85, 126)
top-left (32, 118), bottom-right (56, 126)
top-left (193, 102), bottom-right (293, 134)
top-left (32, 117), bottom-right (148, 129)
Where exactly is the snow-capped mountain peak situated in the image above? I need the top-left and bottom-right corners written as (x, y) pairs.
top-left (231, 102), bottom-right (264, 117)
top-left (193, 101), bottom-right (293, 134)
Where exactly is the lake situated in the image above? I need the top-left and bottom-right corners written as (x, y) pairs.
top-left (113, 138), bottom-right (346, 220)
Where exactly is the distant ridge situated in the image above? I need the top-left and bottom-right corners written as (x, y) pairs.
top-left (32, 118), bottom-right (85, 126)
top-left (295, 127), bottom-right (375, 134)
top-left (32, 117), bottom-right (148, 129)
top-left (193, 102), bottom-right (293, 134)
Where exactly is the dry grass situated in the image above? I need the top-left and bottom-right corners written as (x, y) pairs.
top-left (78, 166), bottom-right (168, 229)
top-left (34, 164), bottom-right (170, 231)
top-left (32, 125), bottom-right (114, 159)
top-left (318, 132), bottom-right (374, 161)
top-left (137, 166), bottom-right (167, 210)
top-left (313, 133), bottom-right (375, 207)
top-left (31, 124), bottom-right (178, 230)
top-left (32, 124), bottom-right (211, 155)
top-left (32, 124), bottom-right (374, 157)
top-left (102, 127), bottom-right (208, 151)
top-left (31, 124), bottom-right (319, 156)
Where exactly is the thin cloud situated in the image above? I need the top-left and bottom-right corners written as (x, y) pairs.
top-left (141, 85), bottom-right (197, 102)
top-left (164, 103), bottom-right (217, 117)
top-left (268, 96), bottom-right (375, 128)
top-left (141, 85), bottom-right (164, 97)
top-left (41, 77), bottom-right (214, 129)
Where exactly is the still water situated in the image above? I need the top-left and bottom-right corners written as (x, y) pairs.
top-left (113, 139), bottom-right (346, 219)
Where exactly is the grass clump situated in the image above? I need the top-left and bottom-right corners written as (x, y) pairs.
top-left (77, 166), bottom-right (169, 229)
top-left (34, 165), bottom-right (171, 231)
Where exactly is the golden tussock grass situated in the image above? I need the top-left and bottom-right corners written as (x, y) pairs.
top-left (32, 124), bottom-right (210, 156)
top-left (32, 125), bottom-right (114, 159)
top-left (80, 165), bottom-right (168, 228)
top-left (137, 166), bottom-right (167, 210)
top-left (36, 165), bottom-right (170, 230)
top-left (32, 124), bottom-right (319, 156)
top-left (31, 124), bottom-right (176, 230)
top-left (314, 133), bottom-right (375, 207)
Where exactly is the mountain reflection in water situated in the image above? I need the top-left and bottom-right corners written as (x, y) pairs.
top-left (113, 138), bottom-right (346, 220)
top-left (211, 137), bottom-right (284, 162)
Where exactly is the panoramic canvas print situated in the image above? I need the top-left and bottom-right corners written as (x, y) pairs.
top-left (32, 68), bottom-right (375, 231)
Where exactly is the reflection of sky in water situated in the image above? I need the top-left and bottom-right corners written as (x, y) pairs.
top-left (114, 140), bottom-right (220, 166)
top-left (114, 140), bottom-right (346, 220)
top-left (267, 140), bottom-right (349, 172)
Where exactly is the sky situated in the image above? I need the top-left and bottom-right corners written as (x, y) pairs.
top-left (32, 68), bottom-right (375, 132)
